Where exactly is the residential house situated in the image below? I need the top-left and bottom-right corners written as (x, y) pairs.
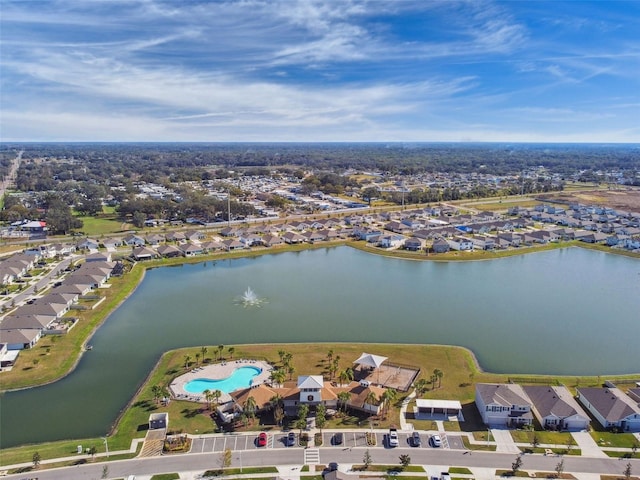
top-left (261, 234), bottom-right (284, 247)
top-left (282, 231), bottom-right (306, 244)
top-left (470, 235), bottom-right (496, 250)
top-left (432, 238), bottom-right (450, 253)
top-left (123, 234), bottom-right (146, 247)
top-left (404, 237), bottom-right (424, 252)
top-left (131, 246), bottom-right (158, 261)
top-left (222, 239), bottom-right (245, 251)
top-left (180, 242), bottom-right (204, 257)
top-left (75, 238), bottom-right (100, 251)
top-left (447, 236), bottom-right (474, 251)
top-left (378, 234), bottom-right (406, 249)
top-left (0, 329), bottom-right (41, 350)
top-left (475, 383), bottom-right (533, 427)
top-left (101, 237), bottom-right (123, 251)
top-left (166, 231), bottom-right (187, 242)
top-left (156, 244), bottom-right (182, 258)
top-left (576, 387), bottom-right (640, 431)
top-left (145, 234), bottom-right (165, 246)
top-left (523, 385), bottom-right (590, 431)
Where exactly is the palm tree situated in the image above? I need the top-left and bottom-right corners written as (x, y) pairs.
top-left (337, 391), bottom-right (351, 413)
top-left (151, 385), bottom-right (162, 404)
top-left (217, 344), bottom-right (224, 361)
top-left (213, 389), bottom-right (222, 408)
top-left (433, 369), bottom-right (443, 389)
top-left (414, 378), bottom-right (429, 396)
top-left (271, 393), bottom-right (285, 426)
top-left (337, 369), bottom-right (350, 386)
top-left (228, 346), bottom-right (235, 359)
top-left (326, 349), bottom-right (334, 363)
top-left (270, 368), bottom-right (286, 387)
top-left (287, 365), bottom-right (296, 381)
top-left (316, 404), bottom-right (327, 433)
top-left (277, 349), bottom-right (286, 364)
top-left (203, 389), bottom-right (213, 410)
top-left (382, 388), bottom-right (398, 417)
top-left (364, 391), bottom-right (379, 413)
top-left (195, 352), bottom-right (201, 365)
top-left (201, 346), bottom-right (208, 363)
top-left (184, 354), bottom-right (191, 369)
top-left (244, 396), bottom-right (258, 424)
top-left (296, 404), bottom-right (309, 435)
top-left (283, 352), bottom-right (293, 368)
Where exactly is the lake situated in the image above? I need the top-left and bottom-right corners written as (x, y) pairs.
top-left (1, 246), bottom-right (638, 448)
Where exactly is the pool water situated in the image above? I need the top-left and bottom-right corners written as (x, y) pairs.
top-left (184, 366), bottom-right (262, 394)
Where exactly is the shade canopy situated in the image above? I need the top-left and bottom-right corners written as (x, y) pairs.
top-left (354, 352), bottom-right (387, 369)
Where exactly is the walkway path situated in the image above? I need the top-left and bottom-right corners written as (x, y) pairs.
top-left (571, 431), bottom-right (608, 458)
top-left (399, 389), bottom-right (416, 431)
top-left (490, 428), bottom-right (520, 454)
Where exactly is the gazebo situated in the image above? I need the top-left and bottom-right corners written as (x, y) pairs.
top-left (353, 352), bottom-right (388, 384)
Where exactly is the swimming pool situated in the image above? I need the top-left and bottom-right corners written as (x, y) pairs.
top-left (184, 366), bottom-right (262, 394)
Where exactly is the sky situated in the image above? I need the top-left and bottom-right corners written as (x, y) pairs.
top-left (1, 0), bottom-right (639, 143)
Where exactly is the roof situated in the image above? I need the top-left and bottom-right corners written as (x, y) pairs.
top-left (578, 387), bottom-right (640, 422)
top-left (476, 383), bottom-right (531, 407)
top-left (523, 385), bottom-right (588, 420)
top-left (416, 399), bottom-right (462, 410)
top-left (354, 353), bottom-right (387, 368)
top-left (297, 375), bottom-right (324, 389)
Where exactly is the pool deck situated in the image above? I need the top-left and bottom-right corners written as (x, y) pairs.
top-left (169, 359), bottom-right (273, 404)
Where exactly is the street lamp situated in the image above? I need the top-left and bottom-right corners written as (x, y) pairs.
top-left (237, 450), bottom-right (242, 473)
top-left (102, 437), bottom-right (109, 458)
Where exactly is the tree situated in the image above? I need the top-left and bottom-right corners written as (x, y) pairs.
top-left (326, 349), bottom-right (334, 363)
top-left (151, 385), bottom-right (163, 404)
top-left (244, 396), bottom-right (258, 424)
top-left (296, 404), bottom-right (309, 435)
top-left (212, 390), bottom-right (222, 408)
top-left (45, 197), bottom-right (83, 234)
top-left (184, 354), bottom-right (191, 368)
top-left (287, 365), bottom-right (296, 380)
top-left (278, 349), bottom-right (286, 364)
top-left (414, 378), bottom-right (429, 396)
top-left (531, 432), bottom-right (540, 450)
top-left (195, 352), bottom-right (201, 365)
top-left (217, 344), bottom-right (224, 360)
top-left (632, 440), bottom-right (639, 457)
top-left (228, 346), bottom-right (235, 359)
top-left (433, 368), bottom-right (443, 389)
top-left (270, 368), bottom-right (286, 387)
top-left (399, 454), bottom-right (411, 469)
top-left (338, 391), bottom-right (351, 413)
top-left (554, 459), bottom-right (564, 478)
top-left (316, 404), bottom-right (327, 433)
top-left (221, 448), bottom-right (232, 470)
top-left (88, 446), bottom-right (97, 460)
top-left (32, 451), bottom-right (41, 469)
top-left (365, 391), bottom-right (379, 410)
top-left (203, 389), bottom-right (213, 410)
top-left (363, 449), bottom-right (372, 470)
top-left (362, 187), bottom-right (381, 206)
top-left (132, 211), bottom-right (146, 228)
top-left (382, 388), bottom-right (398, 417)
top-left (511, 454), bottom-right (523, 475)
top-left (624, 462), bottom-right (632, 480)
top-left (201, 346), bottom-right (208, 363)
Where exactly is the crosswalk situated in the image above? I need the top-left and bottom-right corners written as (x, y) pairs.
top-left (304, 448), bottom-right (320, 464)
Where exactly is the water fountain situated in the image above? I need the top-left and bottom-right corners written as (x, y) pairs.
top-left (237, 287), bottom-right (266, 307)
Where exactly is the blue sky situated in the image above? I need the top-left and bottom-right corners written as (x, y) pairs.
top-left (1, 0), bottom-right (639, 142)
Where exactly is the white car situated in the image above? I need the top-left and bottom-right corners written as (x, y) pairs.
top-left (388, 428), bottom-right (399, 447)
top-left (430, 434), bottom-right (442, 447)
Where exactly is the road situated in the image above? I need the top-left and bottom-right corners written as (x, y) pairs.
top-left (0, 150), bottom-right (22, 199)
top-left (2, 444), bottom-right (635, 479)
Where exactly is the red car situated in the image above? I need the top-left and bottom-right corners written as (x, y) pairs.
top-left (257, 432), bottom-right (268, 447)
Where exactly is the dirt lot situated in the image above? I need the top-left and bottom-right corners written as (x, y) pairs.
top-left (544, 187), bottom-right (640, 213)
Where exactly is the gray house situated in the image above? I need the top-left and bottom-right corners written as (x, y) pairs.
top-left (523, 385), bottom-right (590, 431)
top-left (577, 387), bottom-right (640, 431)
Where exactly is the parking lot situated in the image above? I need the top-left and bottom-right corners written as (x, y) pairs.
top-left (190, 430), bottom-right (459, 454)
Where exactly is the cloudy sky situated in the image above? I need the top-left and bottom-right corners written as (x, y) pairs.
top-left (1, 0), bottom-right (639, 142)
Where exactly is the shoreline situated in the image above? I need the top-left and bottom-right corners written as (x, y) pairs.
top-left (2, 241), bottom-right (638, 393)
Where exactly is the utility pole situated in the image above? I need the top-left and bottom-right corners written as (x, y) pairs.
top-left (101, 437), bottom-right (109, 458)
top-left (227, 188), bottom-right (231, 228)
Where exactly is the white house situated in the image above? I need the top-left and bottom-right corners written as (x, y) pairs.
top-left (447, 236), bottom-right (474, 251)
top-left (475, 383), bottom-right (533, 427)
top-left (577, 387), bottom-right (640, 431)
top-left (523, 385), bottom-right (590, 431)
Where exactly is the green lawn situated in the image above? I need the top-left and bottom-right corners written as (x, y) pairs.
top-left (510, 430), bottom-right (574, 446)
top-left (73, 213), bottom-right (127, 236)
top-left (591, 432), bottom-right (639, 448)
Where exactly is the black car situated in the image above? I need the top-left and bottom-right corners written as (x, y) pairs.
top-left (332, 432), bottom-right (343, 445)
top-left (411, 431), bottom-right (421, 447)
top-left (328, 462), bottom-right (339, 472)
top-left (286, 431), bottom-right (296, 446)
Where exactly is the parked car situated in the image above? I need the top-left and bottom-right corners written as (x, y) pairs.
top-left (332, 432), bottom-right (344, 445)
top-left (411, 431), bottom-right (421, 447)
top-left (286, 432), bottom-right (296, 447)
top-left (328, 462), bottom-right (339, 472)
top-left (388, 428), bottom-right (399, 447)
top-left (257, 432), bottom-right (268, 447)
top-left (430, 434), bottom-right (442, 447)
top-left (440, 473), bottom-right (451, 480)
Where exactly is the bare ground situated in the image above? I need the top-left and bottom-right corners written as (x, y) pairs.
top-left (543, 187), bottom-right (640, 213)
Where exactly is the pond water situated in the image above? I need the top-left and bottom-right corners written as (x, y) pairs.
top-left (1, 246), bottom-right (639, 448)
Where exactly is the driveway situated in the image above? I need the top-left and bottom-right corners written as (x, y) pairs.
top-left (571, 431), bottom-right (608, 458)
top-left (490, 428), bottom-right (521, 454)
